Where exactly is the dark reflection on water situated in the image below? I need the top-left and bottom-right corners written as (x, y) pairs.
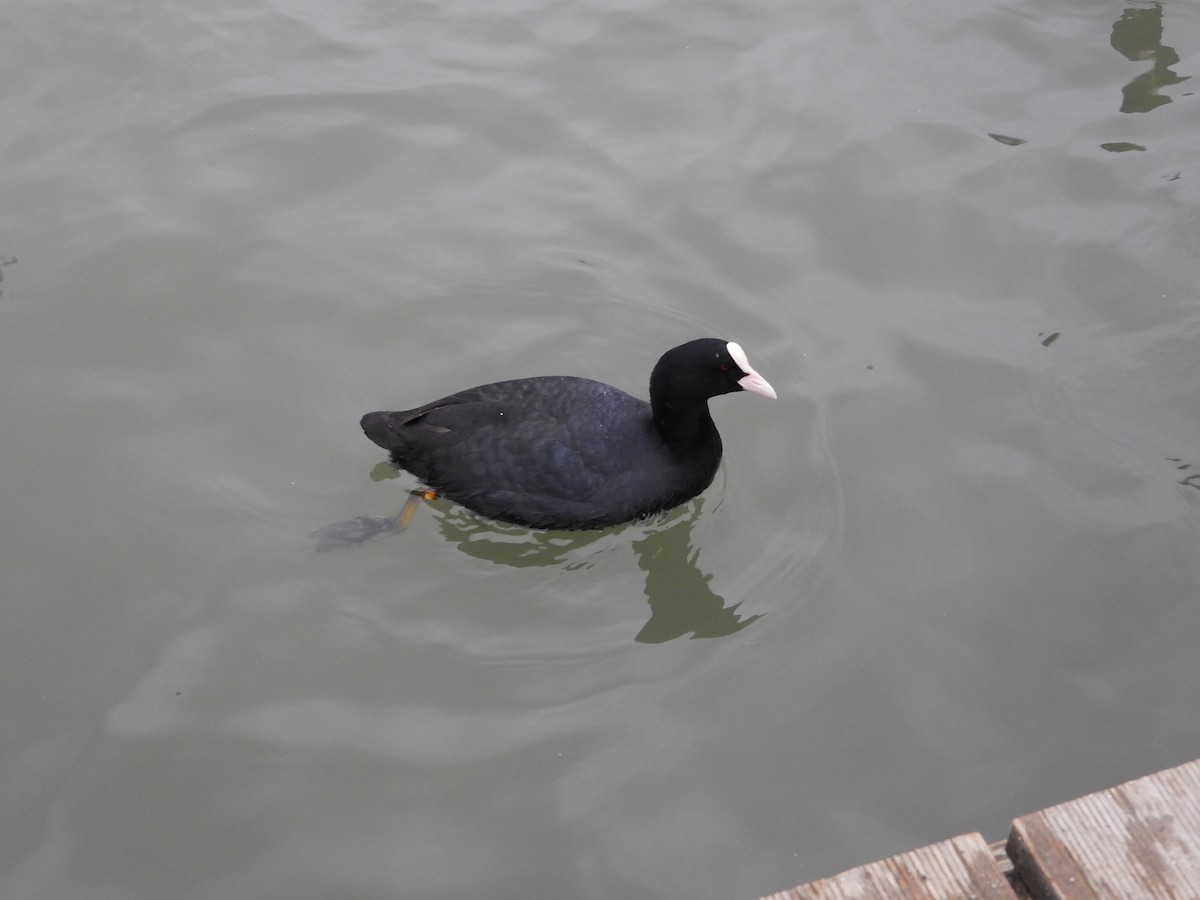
top-left (1100, 141), bottom-right (1147, 153)
top-left (1111, 4), bottom-right (1190, 113)
top-left (629, 516), bottom-right (762, 643)
top-left (316, 466), bottom-right (762, 642)
top-left (1169, 457), bottom-right (1200, 491)
top-left (432, 498), bottom-right (762, 642)
top-left (0, 255), bottom-right (15, 299)
top-left (431, 501), bottom-right (610, 568)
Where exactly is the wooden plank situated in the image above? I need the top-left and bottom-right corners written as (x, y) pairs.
top-left (761, 832), bottom-right (1019, 900)
top-left (1007, 758), bottom-right (1200, 899)
top-left (990, 838), bottom-right (1033, 900)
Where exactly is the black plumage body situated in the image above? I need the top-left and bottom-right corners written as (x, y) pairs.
top-left (360, 339), bottom-right (774, 530)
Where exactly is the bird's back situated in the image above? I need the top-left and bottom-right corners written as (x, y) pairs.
top-left (361, 376), bottom-right (721, 529)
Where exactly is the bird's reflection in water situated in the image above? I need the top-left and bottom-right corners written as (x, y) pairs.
top-left (433, 500), bottom-right (761, 642)
top-left (315, 466), bottom-right (763, 642)
top-left (630, 515), bottom-right (762, 643)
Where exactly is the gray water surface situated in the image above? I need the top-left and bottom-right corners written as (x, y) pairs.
top-left (2, 1), bottom-right (1198, 898)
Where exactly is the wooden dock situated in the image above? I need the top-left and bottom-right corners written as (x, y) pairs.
top-left (761, 757), bottom-right (1200, 899)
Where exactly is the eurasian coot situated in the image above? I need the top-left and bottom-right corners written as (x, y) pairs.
top-left (360, 338), bottom-right (775, 530)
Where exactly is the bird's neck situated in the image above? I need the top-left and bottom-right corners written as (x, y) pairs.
top-left (652, 395), bottom-right (720, 457)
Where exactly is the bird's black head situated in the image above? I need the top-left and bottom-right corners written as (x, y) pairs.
top-left (651, 338), bottom-right (777, 404)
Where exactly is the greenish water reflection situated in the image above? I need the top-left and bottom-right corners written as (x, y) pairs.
top-left (318, 468), bottom-right (763, 642)
top-left (432, 500), bottom-right (763, 643)
top-left (629, 524), bottom-right (763, 643)
top-left (1111, 5), bottom-right (1190, 113)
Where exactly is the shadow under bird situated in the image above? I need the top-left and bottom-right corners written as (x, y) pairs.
top-left (359, 338), bottom-right (776, 531)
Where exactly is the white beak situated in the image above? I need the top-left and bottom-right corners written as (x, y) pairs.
top-left (726, 342), bottom-right (777, 399)
top-left (738, 369), bottom-right (777, 399)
